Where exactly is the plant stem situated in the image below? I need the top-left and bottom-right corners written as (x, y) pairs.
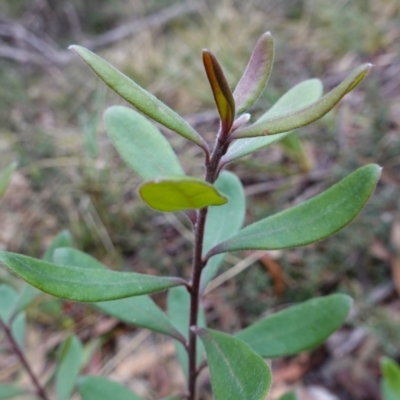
top-left (0, 319), bottom-right (49, 400)
top-left (187, 135), bottom-right (227, 400)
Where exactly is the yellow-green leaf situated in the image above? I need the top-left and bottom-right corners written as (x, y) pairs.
top-left (139, 176), bottom-right (228, 212)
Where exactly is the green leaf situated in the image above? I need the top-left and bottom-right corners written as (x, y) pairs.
top-left (78, 376), bottom-right (144, 400)
top-left (381, 380), bottom-right (399, 400)
top-left (69, 45), bottom-right (207, 150)
top-left (0, 384), bottom-right (26, 399)
top-left (232, 64), bottom-right (371, 139)
top-left (0, 284), bottom-right (18, 324)
top-left (11, 312), bottom-right (25, 350)
top-left (196, 328), bottom-right (271, 400)
top-left (42, 229), bottom-right (73, 262)
top-left (200, 172), bottom-right (246, 292)
top-left (0, 161), bottom-right (17, 199)
top-left (0, 252), bottom-right (185, 302)
top-left (223, 78), bottom-right (323, 165)
top-left (56, 335), bottom-right (83, 400)
top-left (52, 247), bottom-right (186, 341)
top-left (139, 176), bottom-right (228, 212)
top-left (278, 391), bottom-right (298, 400)
top-left (202, 50), bottom-right (235, 133)
top-left (234, 32), bottom-right (274, 115)
top-left (381, 358), bottom-right (400, 397)
top-left (236, 294), bottom-right (352, 358)
top-left (15, 230), bottom-right (73, 314)
top-left (207, 164), bottom-right (380, 257)
top-left (104, 106), bottom-right (184, 180)
top-left (167, 287), bottom-right (206, 379)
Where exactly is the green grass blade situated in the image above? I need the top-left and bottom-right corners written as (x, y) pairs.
top-left (69, 45), bottom-right (208, 151)
top-left (139, 176), bottom-right (228, 212)
top-left (236, 294), bottom-right (352, 357)
top-left (104, 106), bottom-right (184, 180)
top-left (0, 252), bottom-right (185, 302)
top-left (234, 32), bottom-right (274, 114)
top-left (232, 64), bottom-right (371, 139)
top-left (207, 164), bottom-right (380, 256)
top-left (196, 328), bottom-right (271, 400)
top-left (0, 161), bottom-right (17, 199)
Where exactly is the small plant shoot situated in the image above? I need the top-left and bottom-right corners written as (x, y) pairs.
top-left (0, 32), bottom-right (379, 400)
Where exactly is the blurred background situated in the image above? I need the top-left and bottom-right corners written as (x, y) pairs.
top-left (0, 0), bottom-right (399, 399)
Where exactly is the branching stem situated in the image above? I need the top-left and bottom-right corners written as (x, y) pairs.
top-left (0, 319), bottom-right (49, 400)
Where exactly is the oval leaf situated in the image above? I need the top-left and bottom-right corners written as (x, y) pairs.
top-left (207, 164), bottom-right (380, 257)
top-left (381, 358), bottom-right (400, 397)
top-left (53, 247), bottom-right (185, 341)
top-left (203, 50), bottom-right (235, 134)
top-left (56, 335), bottom-right (83, 400)
top-left (11, 312), bottom-right (25, 350)
top-left (279, 392), bottom-right (299, 400)
top-left (104, 106), bottom-right (184, 180)
top-left (200, 172), bottom-right (246, 292)
top-left (236, 294), bottom-right (352, 358)
top-left (234, 32), bottom-right (274, 114)
top-left (167, 287), bottom-right (206, 379)
top-left (69, 45), bottom-right (207, 151)
top-left (139, 176), bottom-right (228, 212)
top-left (232, 64), bottom-right (371, 139)
top-left (0, 161), bottom-right (17, 199)
top-left (0, 252), bottom-right (185, 302)
top-left (78, 376), bottom-right (144, 400)
top-left (196, 328), bottom-right (271, 400)
top-left (223, 78), bottom-right (323, 166)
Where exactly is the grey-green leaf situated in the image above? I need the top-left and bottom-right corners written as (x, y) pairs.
top-left (232, 64), bottom-right (371, 139)
top-left (42, 230), bottom-right (73, 262)
top-left (196, 328), bottom-right (271, 400)
top-left (0, 284), bottom-right (18, 324)
top-left (234, 32), bottom-right (274, 114)
top-left (0, 384), bottom-right (26, 399)
top-left (236, 294), bottom-right (352, 358)
top-left (104, 106), bottom-right (184, 180)
top-left (200, 172), bottom-right (246, 292)
top-left (0, 252), bottom-right (185, 302)
top-left (78, 376), bottom-right (144, 400)
top-left (223, 78), bottom-right (323, 166)
top-left (15, 230), bottom-right (74, 314)
top-left (69, 45), bottom-right (207, 150)
top-left (0, 161), bottom-right (17, 199)
top-left (11, 312), bottom-right (25, 350)
top-left (207, 164), bottom-right (380, 257)
top-left (56, 335), bottom-right (83, 400)
top-left (167, 287), bottom-right (206, 379)
top-left (54, 245), bottom-right (186, 341)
